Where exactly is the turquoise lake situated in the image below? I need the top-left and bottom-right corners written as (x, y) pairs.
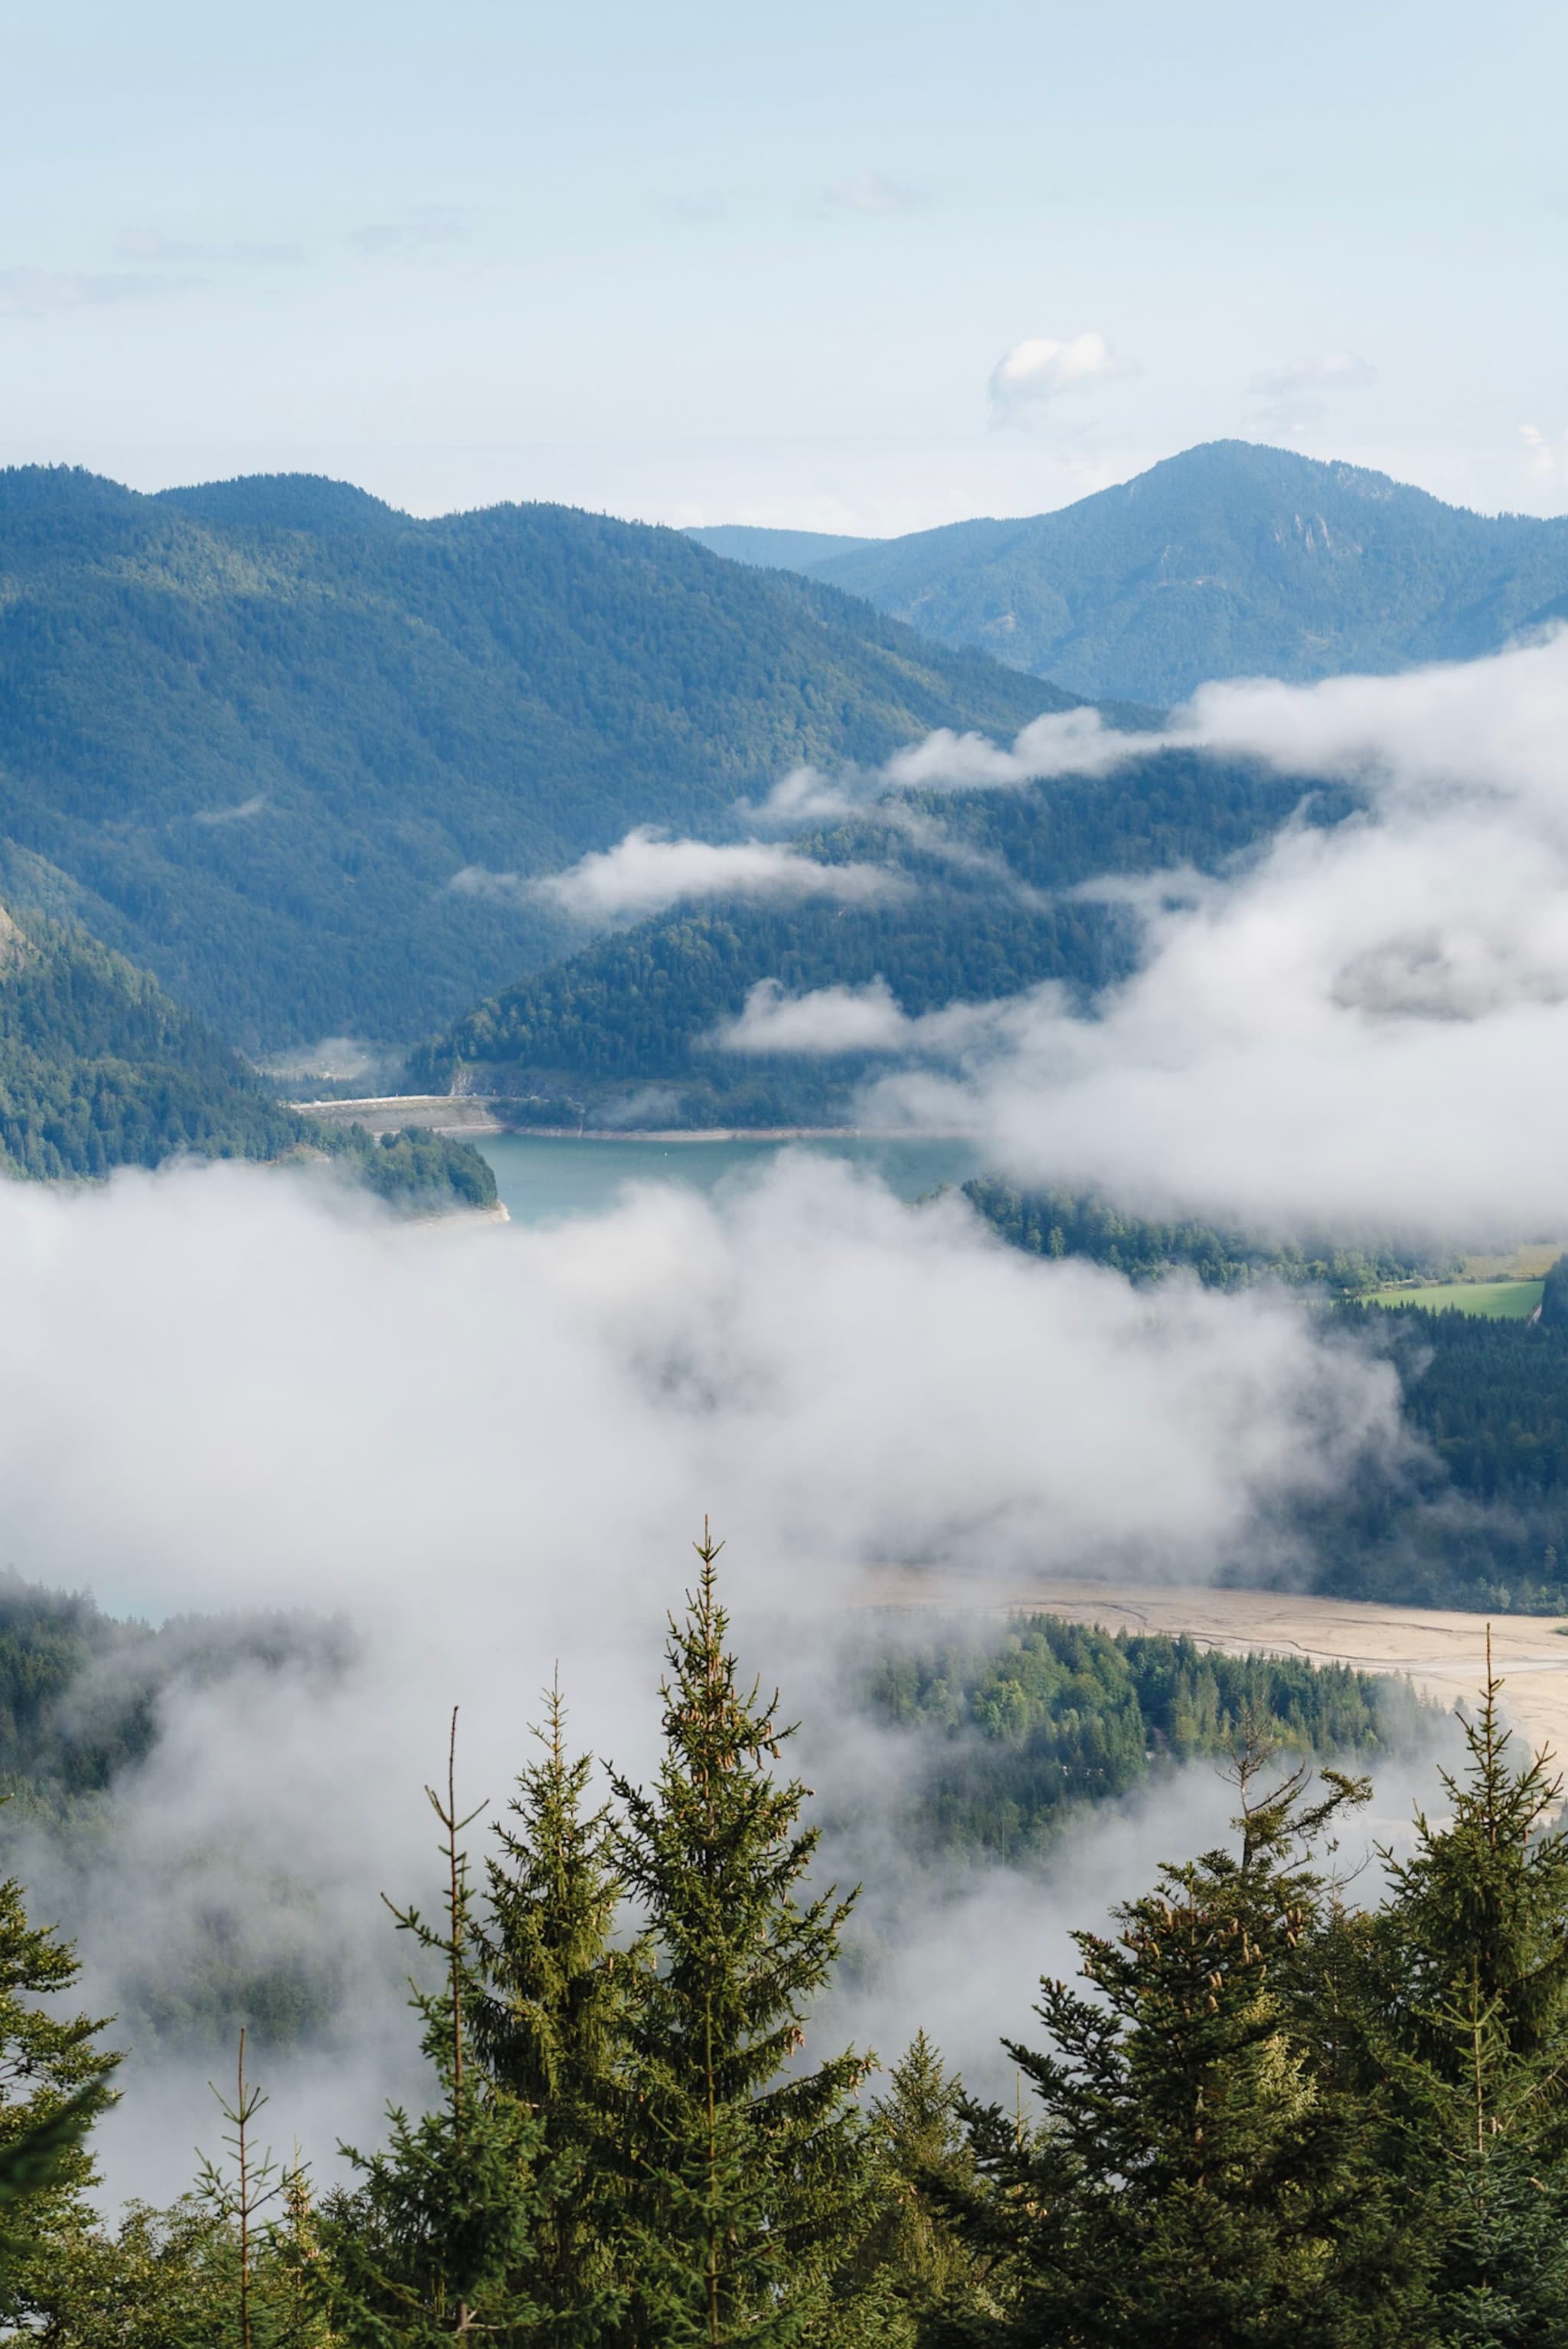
top-left (474, 1133), bottom-right (983, 1224)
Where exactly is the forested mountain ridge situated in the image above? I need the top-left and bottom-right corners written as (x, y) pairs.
top-left (415, 749), bottom-right (1351, 1112)
top-left (0, 465), bottom-right (1081, 1050)
top-left (701, 441), bottom-right (1568, 703)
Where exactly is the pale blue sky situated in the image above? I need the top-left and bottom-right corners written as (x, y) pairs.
top-left (2, 0), bottom-right (1563, 529)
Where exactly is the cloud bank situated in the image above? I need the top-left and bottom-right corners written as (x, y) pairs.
top-left (505, 827), bottom-right (905, 920)
top-left (0, 1153), bottom-right (1410, 2200)
top-left (740, 634), bottom-right (1568, 1231)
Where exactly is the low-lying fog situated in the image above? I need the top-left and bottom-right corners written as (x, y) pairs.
top-left (0, 1151), bottom-right (1445, 2207)
top-left (18, 634), bottom-right (1568, 2212)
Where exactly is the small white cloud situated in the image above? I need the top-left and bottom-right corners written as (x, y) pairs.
top-left (988, 333), bottom-right (1129, 426)
top-left (117, 229), bottom-right (302, 266)
top-left (754, 765), bottom-right (862, 824)
top-left (753, 711), bottom-right (1135, 825)
top-left (1521, 422), bottom-right (1566, 480)
top-left (720, 978), bottom-right (914, 1056)
top-left (1250, 351), bottom-right (1377, 397)
top-left (884, 707), bottom-right (1125, 790)
top-left (717, 975), bottom-right (1030, 1061)
top-left (0, 266), bottom-right (189, 319)
top-left (347, 213), bottom-right (466, 256)
top-left (1250, 397), bottom-right (1331, 437)
top-left (668, 191), bottom-right (742, 226)
top-left (192, 793), bottom-right (268, 827)
top-left (462, 829), bottom-right (906, 924)
top-left (822, 172), bottom-right (925, 215)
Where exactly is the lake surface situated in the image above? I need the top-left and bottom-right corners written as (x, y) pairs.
top-left (475, 1133), bottom-right (984, 1224)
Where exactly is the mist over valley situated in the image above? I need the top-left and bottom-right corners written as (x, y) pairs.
top-left (4, 8), bottom-right (1567, 2326)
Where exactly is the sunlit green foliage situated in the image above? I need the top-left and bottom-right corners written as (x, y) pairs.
top-left (865, 1616), bottom-right (1413, 1861)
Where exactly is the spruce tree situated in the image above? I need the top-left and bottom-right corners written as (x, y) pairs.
top-left (472, 1678), bottom-right (633, 2346)
top-left (315, 1713), bottom-right (544, 2344)
top-left (194, 2030), bottom-right (315, 2349)
top-left (0, 1857), bottom-right (119, 2325)
top-left (862, 2034), bottom-right (978, 2311)
top-left (942, 1748), bottom-right (1408, 2349)
top-left (824, 2032), bottom-right (991, 2347)
top-left (609, 1527), bottom-right (874, 2348)
top-left (1363, 1638), bottom-right (1568, 2343)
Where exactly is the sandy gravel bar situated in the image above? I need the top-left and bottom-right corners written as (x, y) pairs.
top-left (858, 1571), bottom-right (1568, 1762)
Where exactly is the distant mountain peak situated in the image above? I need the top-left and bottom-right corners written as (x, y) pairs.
top-left (777, 440), bottom-right (1568, 701)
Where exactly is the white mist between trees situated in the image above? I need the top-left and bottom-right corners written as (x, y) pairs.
top-left (0, 1146), bottom-right (1416, 2205)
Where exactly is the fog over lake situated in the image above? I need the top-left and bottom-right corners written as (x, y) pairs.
top-left (475, 1132), bottom-right (983, 1224)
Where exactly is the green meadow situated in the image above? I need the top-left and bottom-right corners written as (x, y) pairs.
top-left (1370, 1278), bottom-right (1545, 1319)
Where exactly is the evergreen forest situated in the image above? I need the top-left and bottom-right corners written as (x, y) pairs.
top-left (414, 753), bottom-right (1351, 1113)
top-left (0, 1579), bottom-right (1404, 2052)
top-left (0, 466), bottom-right (1080, 1047)
top-left (0, 897), bottom-right (493, 1207)
top-left (5, 1540), bottom-right (1565, 2347)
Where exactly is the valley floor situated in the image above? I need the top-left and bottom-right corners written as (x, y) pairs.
top-left (858, 1570), bottom-right (1568, 1757)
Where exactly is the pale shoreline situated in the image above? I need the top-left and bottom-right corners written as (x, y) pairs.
top-left (857, 1569), bottom-right (1568, 1759)
top-left (292, 1096), bottom-right (977, 1144)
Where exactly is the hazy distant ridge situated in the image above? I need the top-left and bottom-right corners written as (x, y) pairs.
top-left (694, 441), bottom-right (1568, 702)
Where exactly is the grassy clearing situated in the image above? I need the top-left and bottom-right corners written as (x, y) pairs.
top-left (1459, 1242), bottom-right (1568, 1280)
top-left (1370, 1279), bottom-right (1545, 1320)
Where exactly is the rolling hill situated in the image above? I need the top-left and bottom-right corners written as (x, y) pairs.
top-left (0, 467), bottom-right (1081, 1051)
top-left (415, 750), bottom-right (1354, 1122)
top-left (697, 441), bottom-right (1568, 704)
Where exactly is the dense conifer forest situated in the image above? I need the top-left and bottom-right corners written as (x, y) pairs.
top-left (963, 1179), bottom-right (1453, 1297)
top-left (0, 466), bottom-right (1080, 1047)
top-left (0, 899), bottom-right (494, 1208)
top-left (0, 907), bottom-right (303, 1178)
top-left (864, 1616), bottom-right (1420, 1863)
top-left (415, 754), bottom-right (1352, 1112)
top-left (2, 1544), bottom-right (1562, 2346)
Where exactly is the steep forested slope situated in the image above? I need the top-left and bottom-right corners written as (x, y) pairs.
top-left (0, 901), bottom-right (496, 1206)
top-left (0, 904), bottom-right (302, 1177)
top-left (722, 441), bottom-right (1568, 703)
top-left (0, 466), bottom-right (1078, 1048)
